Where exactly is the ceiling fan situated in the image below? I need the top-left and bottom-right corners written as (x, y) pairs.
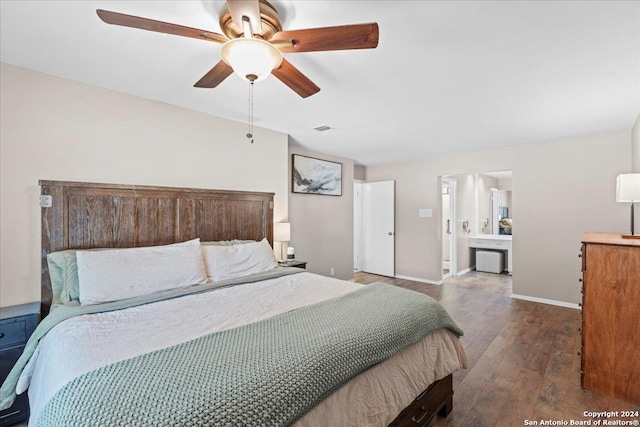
top-left (97, 0), bottom-right (379, 98)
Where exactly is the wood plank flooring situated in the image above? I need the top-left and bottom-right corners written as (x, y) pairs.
top-left (353, 270), bottom-right (640, 427)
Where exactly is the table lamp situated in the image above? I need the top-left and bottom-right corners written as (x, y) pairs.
top-left (274, 222), bottom-right (291, 262)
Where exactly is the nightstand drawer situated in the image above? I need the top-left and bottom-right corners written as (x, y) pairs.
top-left (278, 260), bottom-right (307, 269)
top-left (0, 344), bottom-right (28, 426)
top-left (0, 302), bottom-right (39, 427)
top-left (0, 390), bottom-right (28, 426)
top-left (0, 345), bottom-right (24, 385)
top-left (0, 320), bottom-right (27, 348)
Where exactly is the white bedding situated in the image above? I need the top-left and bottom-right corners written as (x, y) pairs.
top-left (23, 272), bottom-right (465, 426)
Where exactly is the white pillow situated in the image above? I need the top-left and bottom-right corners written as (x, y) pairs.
top-left (202, 238), bottom-right (277, 281)
top-left (77, 238), bottom-right (207, 305)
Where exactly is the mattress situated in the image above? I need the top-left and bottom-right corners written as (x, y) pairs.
top-left (21, 272), bottom-right (466, 426)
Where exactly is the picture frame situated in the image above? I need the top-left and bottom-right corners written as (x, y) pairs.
top-left (291, 154), bottom-right (342, 196)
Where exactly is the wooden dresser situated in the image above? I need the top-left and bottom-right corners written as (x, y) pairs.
top-left (580, 232), bottom-right (640, 405)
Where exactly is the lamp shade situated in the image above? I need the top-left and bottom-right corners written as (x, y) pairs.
top-left (220, 38), bottom-right (283, 82)
top-left (274, 222), bottom-right (291, 242)
top-left (616, 174), bottom-right (640, 202)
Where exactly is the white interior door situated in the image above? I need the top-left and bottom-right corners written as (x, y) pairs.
top-left (353, 181), bottom-right (362, 271)
top-left (442, 180), bottom-right (452, 279)
top-left (361, 180), bottom-right (395, 277)
top-left (442, 177), bottom-right (457, 278)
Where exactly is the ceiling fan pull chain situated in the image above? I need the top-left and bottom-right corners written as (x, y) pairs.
top-left (246, 79), bottom-right (254, 143)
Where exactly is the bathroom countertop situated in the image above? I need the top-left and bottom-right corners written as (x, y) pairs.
top-left (468, 234), bottom-right (512, 240)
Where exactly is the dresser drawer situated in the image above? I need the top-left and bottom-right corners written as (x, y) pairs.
top-left (0, 319), bottom-right (27, 349)
top-left (389, 375), bottom-right (452, 427)
top-left (469, 238), bottom-right (489, 248)
top-left (470, 238), bottom-right (510, 250)
top-left (489, 240), bottom-right (510, 249)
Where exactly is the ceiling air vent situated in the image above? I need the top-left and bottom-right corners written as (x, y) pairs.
top-left (314, 125), bottom-right (332, 132)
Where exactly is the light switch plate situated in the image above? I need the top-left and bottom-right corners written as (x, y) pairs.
top-left (419, 209), bottom-right (433, 218)
top-left (40, 195), bottom-right (52, 207)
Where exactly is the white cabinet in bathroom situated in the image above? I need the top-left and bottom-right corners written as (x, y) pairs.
top-left (469, 235), bottom-right (512, 274)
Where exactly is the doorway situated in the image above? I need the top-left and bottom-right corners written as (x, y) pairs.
top-left (442, 177), bottom-right (456, 279)
top-left (360, 180), bottom-right (395, 277)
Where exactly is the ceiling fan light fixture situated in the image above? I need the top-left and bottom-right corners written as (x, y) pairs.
top-left (220, 38), bottom-right (283, 82)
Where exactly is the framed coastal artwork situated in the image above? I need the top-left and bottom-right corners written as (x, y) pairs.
top-left (291, 154), bottom-right (342, 196)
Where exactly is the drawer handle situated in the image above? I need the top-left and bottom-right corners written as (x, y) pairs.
top-left (0, 332), bottom-right (4, 339)
top-left (412, 406), bottom-right (430, 424)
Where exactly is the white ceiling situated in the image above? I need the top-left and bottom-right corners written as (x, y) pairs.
top-left (1, 1), bottom-right (639, 166)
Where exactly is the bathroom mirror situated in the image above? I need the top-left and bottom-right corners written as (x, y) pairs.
top-left (478, 171), bottom-right (512, 235)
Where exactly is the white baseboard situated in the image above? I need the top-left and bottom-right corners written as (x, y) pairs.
top-left (395, 274), bottom-right (443, 285)
top-left (511, 294), bottom-right (581, 310)
top-left (456, 266), bottom-right (474, 276)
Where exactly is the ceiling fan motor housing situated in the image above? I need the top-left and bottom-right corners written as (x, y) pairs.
top-left (219, 0), bottom-right (282, 40)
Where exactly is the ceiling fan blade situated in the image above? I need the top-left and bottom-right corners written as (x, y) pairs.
top-left (271, 59), bottom-right (320, 98)
top-left (271, 23), bottom-right (379, 53)
top-left (96, 9), bottom-right (227, 44)
top-left (226, 0), bottom-right (262, 35)
top-left (194, 61), bottom-right (234, 88)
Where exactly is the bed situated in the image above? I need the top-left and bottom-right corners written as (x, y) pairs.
top-left (0, 180), bottom-right (467, 427)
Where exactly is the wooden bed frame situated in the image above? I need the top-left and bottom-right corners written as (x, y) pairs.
top-left (38, 180), bottom-right (453, 427)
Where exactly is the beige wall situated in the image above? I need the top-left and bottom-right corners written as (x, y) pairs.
top-left (633, 113), bottom-right (640, 172)
top-left (366, 131), bottom-right (630, 305)
top-left (498, 177), bottom-right (513, 191)
top-left (0, 63), bottom-right (289, 307)
top-left (354, 165), bottom-right (366, 181)
top-left (288, 145), bottom-right (354, 281)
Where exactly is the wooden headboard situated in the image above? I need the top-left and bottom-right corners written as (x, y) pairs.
top-left (39, 180), bottom-right (274, 316)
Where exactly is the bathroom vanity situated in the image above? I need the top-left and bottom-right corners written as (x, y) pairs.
top-left (469, 234), bottom-right (512, 274)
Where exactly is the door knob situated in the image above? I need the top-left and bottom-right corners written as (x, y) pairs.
top-left (388, 232), bottom-right (394, 236)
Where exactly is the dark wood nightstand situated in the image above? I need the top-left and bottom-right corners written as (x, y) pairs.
top-left (278, 260), bottom-right (307, 269)
top-left (0, 302), bottom-right (39, 427)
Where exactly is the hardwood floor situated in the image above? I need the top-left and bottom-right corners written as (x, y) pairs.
top-left (353, 270), bottom-right (640, 427)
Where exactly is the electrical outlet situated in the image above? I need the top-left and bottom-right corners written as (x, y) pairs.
top-left (330, 267), bottom-right (335, 276)
top-left (40, 195), bottom-right (52, 208)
